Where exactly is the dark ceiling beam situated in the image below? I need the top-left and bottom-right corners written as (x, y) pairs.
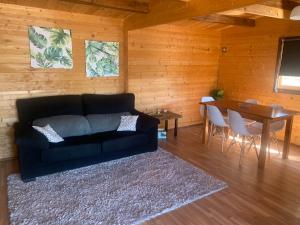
top-left (60, 0), bottom-right (149, 13)
top-left (194, 14), bottom-right (256, 27)
top-left (124, 0), bottom-right (264, 31)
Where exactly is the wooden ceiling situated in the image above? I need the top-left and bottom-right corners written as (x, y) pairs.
top-left (214, 0), bottom-right (300, 27)
top-left (0, 0), bottom-right (151, 19)
top-left (0, 0), bottom-right (299, 29)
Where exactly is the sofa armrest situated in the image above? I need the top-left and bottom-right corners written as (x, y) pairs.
top-left (131, 110), bottom-right (160, 132)
top-left (14, 123), bottom-right (49, 149)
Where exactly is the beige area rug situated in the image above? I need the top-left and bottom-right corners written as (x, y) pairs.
top-left (8, 148), bottom-right (227, 225)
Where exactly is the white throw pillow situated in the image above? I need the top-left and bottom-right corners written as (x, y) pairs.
top-left (32, 124), bottom-right (64, 143)
top-left (117, 115), bottom-right (139, 131)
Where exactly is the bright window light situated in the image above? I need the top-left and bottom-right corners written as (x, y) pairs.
top-left (277, 76), bottom-right (300, 92)
top-left (280, 76), bottom-right (300, 87)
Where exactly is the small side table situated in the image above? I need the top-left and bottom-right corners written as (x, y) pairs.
top-left (150, 111), bottom-right (182, 137)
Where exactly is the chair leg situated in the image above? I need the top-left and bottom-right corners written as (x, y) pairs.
top-left (225, 127), bottom-right (230, 140)
top-left (207, 122), bottom-right (213, 145)
top-left (252, 136), bottom-right (259, 159)
top-left (267, 141), bottom-right (271, 159)
top-left (221, 127), bottom-right (227, 153)
top-left (207, 122), bottom-right (212, 144)
top-left (272, 132), bottom-right (281, 155)
top-left (247, 136), bottom-right (253, 152)
top-left (239, 136), bottom-right (246, 167)
top-left (226, 134), bottom-right (237, 153)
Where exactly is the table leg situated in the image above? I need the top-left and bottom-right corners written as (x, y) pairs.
top-left (282, 117), bottom-right (293, 159)
top-left (174, 118), bottom-right (178, 137)
top-left (201, 105), bottom-right (208, 144)
top-left (258, 119), bottom-right (270, 169)
top-left (165, 120), bottom-right (168, 132)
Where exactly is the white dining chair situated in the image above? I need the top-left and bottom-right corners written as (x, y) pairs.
top-left (245, 99), bottom-right (258, 104)
top-left (227, 109), bottom-right (262, 166)
top-left (207, 105), bottom-right (229, 152)
top-left (243, 99), bottom-right (259, 125)
top-left (199, 96), bottom-right (215, 137)
top-left (250, 104), bottom-right (285, 155)
top-left (199, 96), bottom-right (215, 118)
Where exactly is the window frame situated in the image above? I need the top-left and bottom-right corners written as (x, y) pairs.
top-left (274, 36), bottom-right (300, 95)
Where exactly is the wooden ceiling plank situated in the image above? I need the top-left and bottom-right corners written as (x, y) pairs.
top-left (194, 14), bottom-right (256, 27)
top-left (124, 0), bottom-right (264, 31)
top-left (61, 0), bottom-right (149, 13)
top-left (263, 0), bottom-right (300, 11)
top-left (221, 4), bottom-right (291, 19)
top-left (290, 0), bottom-right (300, 4)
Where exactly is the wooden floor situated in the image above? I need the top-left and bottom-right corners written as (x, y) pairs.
top-left (1, 125), bottom-right (300, 225)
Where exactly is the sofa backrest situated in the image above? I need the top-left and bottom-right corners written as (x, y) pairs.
top-left (16, 95), bottom-right (83, 123)
top-left (82, 93), bottom-right (135, 114)
top-left (16, 93), bottom-right (136, 124)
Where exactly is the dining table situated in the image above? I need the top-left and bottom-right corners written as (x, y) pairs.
top-left (200, 99), bottom-right (300, 169)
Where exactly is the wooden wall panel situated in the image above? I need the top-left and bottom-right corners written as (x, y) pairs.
top-left (218, 18), bottom-right (300, 145)
top-left (0, 3), bottom-right (125, 159)
top-left (128, 25), bottom-right (221, 128)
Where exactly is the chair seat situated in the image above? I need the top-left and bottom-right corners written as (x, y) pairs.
top-left (250, 121), bottom-right (285, 132)
top-left (244, 118), bottom-right (256, 125)
top-left (247, 125), bottom-right (262, 136)
top-left (223, 116), bottom-right (253, 127)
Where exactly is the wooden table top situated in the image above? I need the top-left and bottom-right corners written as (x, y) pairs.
top-left (200, 99), bottom-right (300, 121)
top-left (149, 111), bottom-right (182, 120)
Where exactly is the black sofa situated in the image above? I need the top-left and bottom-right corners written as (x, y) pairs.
top-left (14, 93), bottom-right (159, 182)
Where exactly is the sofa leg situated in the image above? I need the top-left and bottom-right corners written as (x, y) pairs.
top-left (22, 177), bottom-right (36, 183)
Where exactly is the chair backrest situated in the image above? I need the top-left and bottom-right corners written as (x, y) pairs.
top-left (245, 99), bottom-right (258, 104)
top-left (200, 96), bottom-right (215, 117)
top-left (227, 109), bottom-right (249, 136)
top-left (201, 96), bottom-right (215, 103)
top-left (207, 106), bottom-right (227, 127)
top-left (270, 104), bottom-right (285, 131)
top-left (270, 103), bottom-right (284, 110)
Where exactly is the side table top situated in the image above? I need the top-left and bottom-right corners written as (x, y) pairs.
top-left (149, 111), bottom-right (182, 120)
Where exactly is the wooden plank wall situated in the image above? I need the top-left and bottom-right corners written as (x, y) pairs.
top-left (218, 17), bottom-right (300, 145)
top-left (128, 25), bottom-right (221, 128)
top-left (0, 3), bottom-right (125, 159)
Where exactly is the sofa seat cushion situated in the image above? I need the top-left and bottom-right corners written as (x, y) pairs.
top-left (102, 132), bottom-right (148, 154)
top-left (86, 112), bottom-right (130, 134)
top-left (45, 134), bottom-right (105, 162)
top-left (43, 131), bottom-right (148, 162)
top-left (47, 131), bottom-right (138, 149)
top-left (33, 115), bottom-right (91, 138)
top-left (42, 143), bottom-right (99, 163)
top-left (48, 133), bottom-right (102, 148)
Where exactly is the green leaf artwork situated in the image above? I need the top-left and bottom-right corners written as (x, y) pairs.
top-left (28, 26), bottom-right (73, 69)
top-left (85, 40), bottom-right (119, 77)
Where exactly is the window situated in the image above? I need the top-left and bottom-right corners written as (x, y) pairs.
top-left (274, 37), bottom-right (300, 94)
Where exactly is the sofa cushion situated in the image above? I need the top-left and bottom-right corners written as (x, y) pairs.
top-left (42, 143), bottom-right (99, 162)
top-left (86, 112), bottom-right (130, 134)
top-left (16, 95), bottom-right (83, 124)
top-left (117, 115), bottom-right (138, 131)
top-left (33, 115), bottom-right (91, 138)
top-left (32, 124), bottom-right (64, 143)
top-left (102, 132), bottom-right (148, 153)
top-left (45, 131), bottom-right (147, 162)
top-left (82, 93), bottom-right (135, 114)
top-left (46, 132), bottom-right (104, 163)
